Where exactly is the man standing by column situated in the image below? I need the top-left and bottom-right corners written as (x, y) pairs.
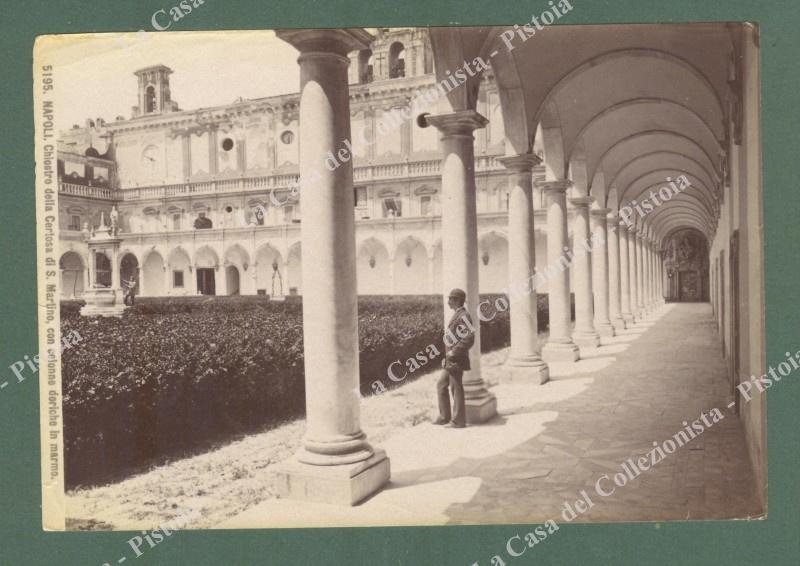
top-left (435, 288), bottom-right (474, 429)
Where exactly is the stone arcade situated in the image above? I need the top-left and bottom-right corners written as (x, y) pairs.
top-left (57, 24), bottom-right (765, 507)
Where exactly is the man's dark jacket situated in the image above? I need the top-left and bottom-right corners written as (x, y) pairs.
top-left (443, 306), bottom-right (475, 372)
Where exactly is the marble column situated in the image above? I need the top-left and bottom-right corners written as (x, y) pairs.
top-left (657, 248), bottom-right (663, 303)
top-left (627, 226), bottom-right (639, 321)
top-left (656, 246), bottom-right (663, 305)
top-left (635, 232), bottom-right (645, 317)
top-left (607, 214), bottom-right (625, 329)
top-left (647, 240), bottom-right (654, 309)
top-left (619, 222), bottom-right (634, 324)
top-left (111, 249), bottom-right (121, 303)
top-left (642, 241), bottom-right (648, 309)
top-left (111, 249), bottom-right (120, 289)
top-left (639, 239), bottom-right (650, 314)
top-left (427, 109), bottom-right (497, 422)
top-left (569, 197), bottom-right (600, 348)
top-left (540, 181), bottom-right (580, 362)
top-left (650, 242), bottom-right (657, 307)
top-left (500, 154), bottom-right (548, 383)
top-left (275, 28), bottom-right (389, 505)
top-left (590, 208), bottom-right (615, 337)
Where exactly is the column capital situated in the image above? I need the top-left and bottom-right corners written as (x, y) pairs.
top-left (590, 207), bottom-right (612, 217)
top-left (425, 110), bottom-right (489, 136)
top-left (498, 153), bottom-right (542, 173)
top-left (568, 196), bottom-right (594, 208)
top-left (536, 179), bottom-right (572, 193)
top-left (276, 28), bottom-right (373, 56)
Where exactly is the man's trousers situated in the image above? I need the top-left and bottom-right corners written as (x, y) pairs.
top-left (437, 367), bottom-right (465, 426)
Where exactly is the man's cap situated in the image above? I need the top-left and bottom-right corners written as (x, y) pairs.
top-left (448, 288), bottom-right (466, 301)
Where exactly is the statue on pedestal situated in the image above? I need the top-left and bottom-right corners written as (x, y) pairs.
top-left (110, 205), bottom-right (119, 236)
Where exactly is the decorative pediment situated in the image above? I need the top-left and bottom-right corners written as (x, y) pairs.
top-left (414, 185), bottom-right (437, 196)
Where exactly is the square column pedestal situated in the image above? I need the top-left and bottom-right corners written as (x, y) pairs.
top-left (80, 287), bottom-right (126, 317)
top-left (277, 450), bottom-right (390, 506)
top-left (542, 341), bottom-right (581, 363)
top-left (507, 363), bottom-right (550, 385)
top-left (465, 395), bottom-right (499, 424)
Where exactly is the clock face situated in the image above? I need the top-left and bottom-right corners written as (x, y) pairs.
top-left (141, 146), bottom-right (159, 176)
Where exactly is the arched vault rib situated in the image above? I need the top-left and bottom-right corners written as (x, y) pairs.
top-left (539, 50), bottom-right (724, 169)
top-left (605, 151), bottom-right (718, 202)
top-left (569, 99), bottom-right (722, 183)
top-left (651, 217), bottom-right (712, 243)
top-left (645, 200), bottom-right (715, 232)
top-left (612, 165), bottom-right (716, 215)
top-left (618, 170), bottom-right (716, 218)
top-left (593, 130), bottom-right (719, 188)
top-left (622, 185), bottom-right (715, 228)
top-left (646, 206), bottom-right (714, 241)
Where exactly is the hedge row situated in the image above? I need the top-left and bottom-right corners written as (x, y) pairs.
top-left (60, 294), bottom-right (567, 487)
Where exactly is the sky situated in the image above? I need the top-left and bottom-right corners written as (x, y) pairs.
top-left (46, 30), bottom-right (302, 132)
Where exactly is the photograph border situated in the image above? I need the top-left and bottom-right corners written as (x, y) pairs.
top-left (2, 0), bottom-right (799, 564)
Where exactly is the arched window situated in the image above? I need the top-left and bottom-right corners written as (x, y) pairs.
top-left (389, 42), bottom-right (405, 79)
top-left (145, 85), bottom-right (157, 113)
top-left (359, 49), bottom-right (374, 83)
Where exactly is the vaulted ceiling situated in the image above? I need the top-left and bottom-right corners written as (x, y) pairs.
top-left (428, 23), bottom-right (745, 244)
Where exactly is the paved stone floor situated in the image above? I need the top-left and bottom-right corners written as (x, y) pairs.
top-left (221, 303), bottom-right (763, 529)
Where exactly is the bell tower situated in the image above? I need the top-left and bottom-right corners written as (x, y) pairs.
top-left (133, 65), bottom-right (177, 117)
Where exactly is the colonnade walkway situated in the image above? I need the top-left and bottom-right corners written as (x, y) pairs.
top-left (221, 303), bottom-right (762, 528)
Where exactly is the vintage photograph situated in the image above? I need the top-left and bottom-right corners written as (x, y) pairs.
top-left (35, 19), bottom-right (767, 534)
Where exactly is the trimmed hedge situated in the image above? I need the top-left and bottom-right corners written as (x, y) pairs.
top-left (60, 293), bottom-right (567, 487)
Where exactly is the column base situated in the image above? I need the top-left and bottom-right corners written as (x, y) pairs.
top-left (465, 393), bottom-right (498, 424)
top-left (594, 321), bottom-right (616, 338)
top-left (542, 341), bottom-right (580, 362)
top-left (573, 331), bottom-right (601, 348)
top-left (622, 312), bottom-right (635, 325)
top-left (276, 449), bottom-right (390, 506)
top-left (271, 295), bottom-right (287, 302)
top-left (504, 355), bottom-right (550, 384)
top-left (611, 315), bottom-right (627, 330)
